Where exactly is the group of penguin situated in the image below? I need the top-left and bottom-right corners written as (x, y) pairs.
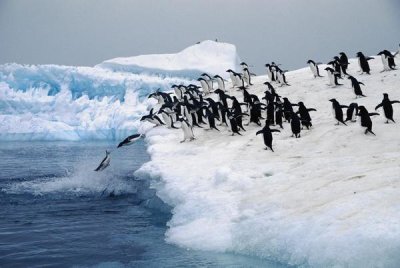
top-left (94, 44), bottom-right (400, 171)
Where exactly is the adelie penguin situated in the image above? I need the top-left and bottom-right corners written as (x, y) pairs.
top-left (356, 52), bottom-right (373, 74)
top-left (213, 75), bottom-right (226, 92)
top-left (378, 50), bottom-right (396, 71)
top-left (197, 77), bottom-right (211, 95)
top-left (357, 106), bottom-right (379, 135)
top-left (242, 67), bottom-right (253, 87)
top-left (347, 76), bottom-right (366, 98)
top-left (117, 134), bottom-right (142, 148)
top-left (325, 67), bottom-right (342, 87)
top-left (289, 111), bottom-right (302, 138)
top-left (140, 108), bottom-right (164, 127)
top-left (178, 117), bottom-right (195, 142)
top-left (307, 60), bottom-right (323, 78)
top-left (296, 102), bottom-right (316, 129)
top-left (375, 93), bottom-right (400, 123)
top-left (345, 103), bottom-right (359, 123)
top-left (256, 121), bottom-right (280, 152)
top-left (94, 151), bottom-right (111, 172)
top-left (329, 99), bottom-right (348, 125)
top-left (339, 52), bottom-right (349, 76)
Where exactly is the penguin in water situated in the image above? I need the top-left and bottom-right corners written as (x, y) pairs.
top-left (307, 60), bottom-right (323, 78)
top-left (357, 106), bottom-right (379, 135)
top-left (94, 151), bottom-right (111, 171)
top-left (177, 117), bottom-right (195, 142)
top-left (325, 67), bottom-right (342, 86)
top-left (356, 52), bottom-right (373, 74)
top-left (117, 134), bottom-right (142, 148)
top-left (329, 99), bottom-right (348, 125)
top-left (375, 93), bottom-right (400, 123)
top-left (345, 103), bottom-right (359, 123)
top-left (256, 122), bottom-right (281, 152)
top-left (378, 50), bottom-right (396, 71)
top-left (347, 76), bottom-right (366, 98)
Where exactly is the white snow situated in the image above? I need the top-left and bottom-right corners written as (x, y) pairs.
top-left (97, 40), bottom-right (240, 79)
top-left (136, 56), bottom-right (400, 267)
top-left (0, 41), bottom-right (237, 140)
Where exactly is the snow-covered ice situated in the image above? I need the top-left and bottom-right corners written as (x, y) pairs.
top-left (0, 41), bottom-right (238, 140)
top-left (136, 56), bottom-right (400, 267)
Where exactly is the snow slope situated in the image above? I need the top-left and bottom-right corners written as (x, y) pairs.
top-left (136, 56), bottom-right (400, 267)
top-left (97, 40), bottom-right (240, 79)
top-left (0, 41), bottom-right (237, 141)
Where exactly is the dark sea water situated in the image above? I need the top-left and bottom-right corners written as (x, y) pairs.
top-left (0, 141), bottom-right (285, 267)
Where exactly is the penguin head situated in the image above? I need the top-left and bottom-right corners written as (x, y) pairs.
top-left (298, 101), bottom-right (304, 107)
top-left (307, 60), bottom-right (313, 64)
top-left (339, 52), bottom-right (346, 56)
top-left (383, 93), bottom-right (389, 98)
top-left (333, 56), bottom-right (340, 61)
top-left (329, 98), bottom-right (337, 103)
top-left (106, 150), bottom-right (110, 155)
top-left (356, 52), bottom-right (363, 57)
top-left (226, 69), bottom-right (233, 73)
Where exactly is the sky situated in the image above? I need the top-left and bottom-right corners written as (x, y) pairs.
top-left (0, 0), bottom-right (399, 73)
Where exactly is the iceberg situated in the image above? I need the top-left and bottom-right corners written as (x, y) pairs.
top-left (0, 40), bottom-right (239, 141)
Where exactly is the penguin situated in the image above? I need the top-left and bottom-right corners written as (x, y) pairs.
top-left (202, 107), bottom-right (220, 131)
top-left (140, 108), bottom-right (165, 127)
top-left (325, 67), bottom-right (343, 86)
top-left (378, 50), bottom-right (396, 71)
top-left (345, 103), bottom-right (359, 122)
top-left (307, 60), bottom-right (323, 78)
top-left (265, 101), bottom-right (275, 126)
top-left (242, 67), bottom-right (253, 86)
top-left (275, 67), bottom-right (290, 86)
top-left (198, 77), bottom-right (211, 95)
top-left (117, 134), bottom-right (142, 148)
top-left (357, 106), bottom-right (379, 135)
top-left (339, 52), bottom-right (349, 75)
top-left (227, 111), bottom-right (247, 136)
top-left (375, 93), bottom-right (400, 123)
top-left (94, 151), bottom-right (111, 171)
top-left (226, 69), bottom-right (241, 88)
top-left (275, 102), bottom-right (284, 129)
top-left (347, 76), bottom-right (366, 98)
top-left (296, 102), bottom-right (316, 129)
top-left (172, 84), bottom-right (183, 100)
top-left (178, 117), bottom-right (195, 142)
top-left (256, 122), bottom-right (280, 151)
top-left (265, 64), bottom-right (276, 82)
top-left (213, 89), bottom-right (230, 109)
top-left (329, 99), bottom-right (348, 125)
top-left (328, 57), bottom-right (343, 78)
top-left (158, 108), bottom-right (178, 129)
top-left (290, 111), bottom-right (301, 138)
top-left (213, 75), bottom-right (226, 92)
top-left (201, 73), bottom-right (214, 91)
top-left (282, 97), bottom-right (296, 122)
top-left (228, 96), bottom-right (247, 131)
top-left (356, 52), bottom-right (373, 74)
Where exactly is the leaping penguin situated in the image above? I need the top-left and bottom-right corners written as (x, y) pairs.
top-left (117, 134), bottom-right (142, 148)
top-left (94, 151), bottom-right (111, 172)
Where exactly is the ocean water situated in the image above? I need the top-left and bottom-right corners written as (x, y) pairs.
top-left (0, 141), bottom-right (285, 267)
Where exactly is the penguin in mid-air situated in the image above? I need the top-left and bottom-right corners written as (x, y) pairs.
top-left (117, 134), bottom-right (142, 148)
top-left (256, 122), bottom-right (280, 152)
top-left (347, 76), bottom-right (366, 98)
top-left (356, 52), bottom-right (373, 74)
top-left (357, 106), bottom-right (379, 135)
top-left (345, 103), bottom-right (359, 123)
top-left (94, 151), bottom-right (111, 171)
top-left (375, 93), bottom-right (400, 123)
top-left (307, 60), bottom-right (323, 78)
top-left (329, 99), bottom-right (348, 125)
